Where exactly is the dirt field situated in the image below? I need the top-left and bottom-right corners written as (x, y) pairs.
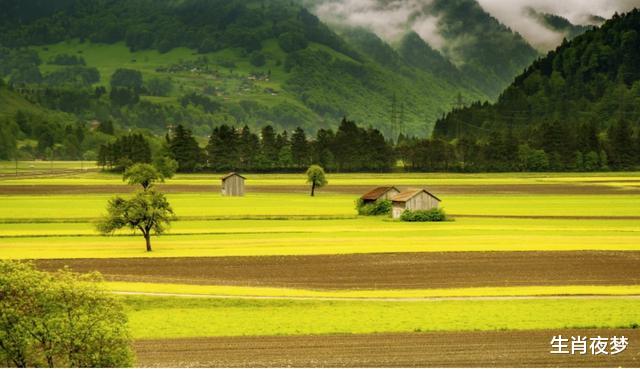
top-left (36, 251), bottom-right (640, 289)
top-left (2, 183), bottom-right (640, 195)
top-left (134, 329), bottom-right (640, 367)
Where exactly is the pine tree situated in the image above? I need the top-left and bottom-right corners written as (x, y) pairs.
top-left (168, 125), bottom-right (202, 172)
top-left (290, 127), bottom-right (309, 168)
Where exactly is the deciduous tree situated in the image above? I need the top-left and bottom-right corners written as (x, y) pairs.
top-left (97, 190), bottom-right (174, 252)
top-left (0, 261), bottom-right (133, 368)
top-left (306, 165), bottom-right (327, 197)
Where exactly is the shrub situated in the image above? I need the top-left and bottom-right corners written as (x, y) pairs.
top-left (0, 261), bottom-right (134, 367)
top-left (400, 208), bottom-right (448, 222)
top-left (249, 52), bottom-right (266, 67)
top-left (356, 198), bottom-right (392, 216)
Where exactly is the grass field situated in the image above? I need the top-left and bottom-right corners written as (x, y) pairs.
top-left (2, 192), bottom-right (640, 220)
top-left (123, 295), bottom-right (640, 339)
top-left (1, 188), bottom-right (639, 259)
top-left (107, 282), bottom-right (640, 299)
top-left (1, 167), bottom-right (640, 186)
top-left (2, 169), bottom-right (640, 366)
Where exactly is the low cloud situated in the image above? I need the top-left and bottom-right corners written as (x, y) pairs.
top-left (476, 0), bottom-right (640, 50)
top-left (312, 0), bottom-right (446, 49)
top-left (309, 0), bottom-right (640, 53)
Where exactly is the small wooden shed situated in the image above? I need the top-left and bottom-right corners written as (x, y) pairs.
top-left (391, 189), bottom-right (441, 219)
top-left (360, 186), bottom-right (401, 204)
top-left (221, 172), bottom-right (245, 197)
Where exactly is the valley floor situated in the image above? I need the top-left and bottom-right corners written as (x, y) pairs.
top-left (1, 166), bottom-right (639, 367)
top-left (134, 330), bottom-right (640, 368)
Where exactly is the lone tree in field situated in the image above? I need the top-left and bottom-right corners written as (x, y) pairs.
top-left (123, 163), bottom-right (164, 190)
top-left (0, 261), bottom-right (134, 368)
top-left (97, 190), bottom-right (174, 252)
top-left (306, 165), bottom-right (327, 197)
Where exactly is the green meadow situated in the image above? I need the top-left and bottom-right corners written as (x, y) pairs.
top-left (1, 192), bottom-right (640, 221)
top-left (124, 296), bottom-right (640, 339)
top-left (1, 216), bottom-right (640, 259)
top-left (2, 170), bottom-right (640, 341)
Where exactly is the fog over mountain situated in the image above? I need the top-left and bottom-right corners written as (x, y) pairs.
top-left (308, 0), bottom-right (640, 52)
top-left (477, 0), bottom-right (640, 50)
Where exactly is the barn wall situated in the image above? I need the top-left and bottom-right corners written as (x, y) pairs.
top-left (222, 176), bottom-right (245, 196)
top-left (382, 189), bottom-right (400, 201)
top-left (392, 202), bottom-right (406, 219)
top-left (406, 192), bottom-right (439, 211)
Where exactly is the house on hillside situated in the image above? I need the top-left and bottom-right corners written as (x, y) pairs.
top-left (360, 186), bottom-right (401, 204)
top-left (221, 172), bottom-right (245, 197)
top-left (391, 189), bottom-right (441, 219)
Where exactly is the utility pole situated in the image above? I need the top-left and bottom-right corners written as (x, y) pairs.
top-left (399, 102), bottom-right (405, 138)
top-left (453, 93), bottom-right (465, 140)
top-left (390, 93), bottom-right (398, 142)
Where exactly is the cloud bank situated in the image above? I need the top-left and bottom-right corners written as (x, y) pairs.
top-left (313, 0), bottom-right (446, 49)
top-left (476, 0), bottom-right (640, 50)
top-left (309, 0), bottom-right (640, 52)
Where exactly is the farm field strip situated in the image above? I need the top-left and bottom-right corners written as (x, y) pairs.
top-left (2, 193), bottom-right (640, 221)
top-left (34, 251), bottom-right (640, 289)
top-left (1, 168), bottom-right (639, 185)
top-left (2, 217), bottom-right (639, 236)
top-left (133, 330), bottom-right (640, 368)
top-left (4, 231), bottom-right (640, 259)
top-left (123, 296), bottom-right (640, 339)
top-left (106, 282), bottom-right (640, 299)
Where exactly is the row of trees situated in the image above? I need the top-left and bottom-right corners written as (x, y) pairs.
top-left (402, 118), bottom-right (640, 172)
top-left (164, 118), bottom-right (395, 172)
top-left (92, 116), bottom-right (640, 174)
top-left (433, 10), bottom-right (640, 171)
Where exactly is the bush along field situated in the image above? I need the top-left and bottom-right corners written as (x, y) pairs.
top-left (2, 170), bottom-right (640, 366)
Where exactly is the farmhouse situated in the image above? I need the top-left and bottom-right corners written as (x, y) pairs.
top-left (221, 172), bottom-right (245, 197)
top-left (360, 186), bottom-right (401, 204)
top-left (391, 189), bottom-right (441, 219)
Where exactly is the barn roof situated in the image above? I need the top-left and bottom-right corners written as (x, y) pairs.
top-left (221, 172), bottom-right (246, 181)
top-left (360, 186), bottom-right (400, 201)
top-left (392, 189), bottom-right (441, 202)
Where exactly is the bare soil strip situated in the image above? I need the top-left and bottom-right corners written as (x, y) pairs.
top-left (35, 251), bottom-right (640, 289)
top-left (113, 291), bottom-right (640, 301)
top-left (133, 329), bottom-right (640, 367)
top-left (2, 183), bottom-right (639, 195)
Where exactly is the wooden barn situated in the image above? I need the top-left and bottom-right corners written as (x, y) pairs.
top-left (360, 186), bottom-right (401, 204)
top-left (391, 189), bottom-right (441, 219)
top-left (221, 172), bottom-right (245, 197)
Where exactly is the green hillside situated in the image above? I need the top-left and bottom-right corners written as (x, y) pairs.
top-left (0, 0), bottom-right (491, 140)
top-left (432, 9), bottom-right (640, 171)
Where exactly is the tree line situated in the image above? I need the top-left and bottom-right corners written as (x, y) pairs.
top-left (164, 118), bottom-right (395, 172)
top-left (93, 115), bottom-right (640, 174)
top-left (433, 9), bottom-right (640, 171)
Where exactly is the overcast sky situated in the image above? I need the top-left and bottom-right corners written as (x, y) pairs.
top-left (311, 0), bottom-right (640, 51)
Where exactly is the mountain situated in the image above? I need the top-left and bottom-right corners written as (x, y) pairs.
top-left (307, 0), bottom-right (542, 98)
top-left (433, 9), bottom-right (640, 170)
top-left (424, 0), bottom-right (540, 98)
top-left (0, 0), bottom-right (491, 142)
top-left (528, 9), bottom-right (593, 40)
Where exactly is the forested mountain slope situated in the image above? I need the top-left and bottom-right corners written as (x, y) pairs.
top-left (0, 0), bottom-right (488, 140)
top-left (433, 9), bottom-right (640, 170)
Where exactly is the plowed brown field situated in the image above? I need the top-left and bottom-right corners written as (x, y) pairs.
top-left (134, 329), bottom-right (640, 367)
top-left (36, 251), bottom-right (640, 289)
